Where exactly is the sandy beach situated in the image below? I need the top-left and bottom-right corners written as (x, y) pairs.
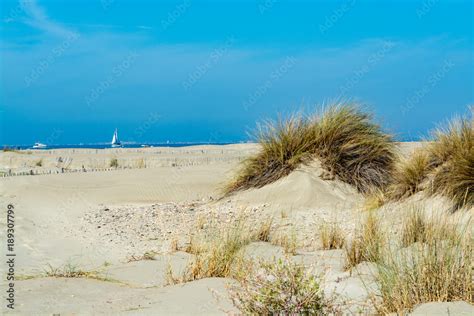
top-left (1, 142), bottom-right (471, 315)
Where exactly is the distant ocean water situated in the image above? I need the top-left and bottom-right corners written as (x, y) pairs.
top-left (3, 142), bottom-right (238, 150)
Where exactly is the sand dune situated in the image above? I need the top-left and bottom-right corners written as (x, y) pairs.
top-left (1, 143), bottom-right (471, 315)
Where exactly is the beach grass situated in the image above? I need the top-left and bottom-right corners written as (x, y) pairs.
top-left (344, 211), bottom-right (384, 269)
top-left (428, 115), bottom-right (474, 209)
top-left (388, 111), bottom-right (473, 210)
top-left (109, 158), bottom-right (119, 168)
top-left (375, 210), bottom-right (472, 314)
top-left (389, 149), bottom-right (430, 200)
top-left (180, 218), bottom-right (253, 281)
top-left (225, 102), bottom-right (396, 195)
top-left (319, 222), bottom-right (345, 250)
top-left (225, 114), bottom-right (314, 193)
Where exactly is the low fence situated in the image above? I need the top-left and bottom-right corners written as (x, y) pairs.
top-left (0, 156), bottom-right (247, 178)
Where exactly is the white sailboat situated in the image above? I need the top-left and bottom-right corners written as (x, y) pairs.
top-left (111, 128), bottom-right (122, 148)
top-left (32, 142), bottom-right (47, 149)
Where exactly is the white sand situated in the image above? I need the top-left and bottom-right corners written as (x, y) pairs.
top-left (1, 143), bottom-right (471, 315)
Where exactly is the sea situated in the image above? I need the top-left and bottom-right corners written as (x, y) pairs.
top-left (3, 142), bottom-right (238, 150)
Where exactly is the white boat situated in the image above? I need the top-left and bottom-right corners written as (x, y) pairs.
top-left (32, 142), bottom-right (47, 149)
top-left (111, 128), bottom-right (122, 148)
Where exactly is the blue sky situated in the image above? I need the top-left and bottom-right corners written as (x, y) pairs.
top-left (0, 0), bottom-right (473, 145)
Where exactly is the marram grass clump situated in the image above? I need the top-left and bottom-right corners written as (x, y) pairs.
top-left (389, 149), bottom-right (430, 200)
top-left (225, 103), bottom-right (397, 194)
top-left (225, 114), bottom-right (314, 193)
top-left (429, 116), bottom-right (474, 209)
top-left (389, 111), bottom-right (473, 210)
top-left (311, 104), bottom-right (396, 193)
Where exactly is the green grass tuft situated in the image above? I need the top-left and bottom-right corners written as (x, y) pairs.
top-left (389, 110), bottom-right (473, 210)
top-left (225, 102), bottom-right (396, 194)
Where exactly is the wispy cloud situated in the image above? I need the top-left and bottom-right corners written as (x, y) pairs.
top-left (20, 0), bottom-right (75, 37)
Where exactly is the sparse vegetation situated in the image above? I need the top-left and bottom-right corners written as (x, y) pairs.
top-left (345, 212), bottom-right (384, 269)
top-left (400, 208), bottom-right (461, 248)
top-left (35, 159), bottom-right (43, 167)
top-left (170, 237), bottom-right (179, 252)
top-left (254, 217), bottom-right (273, 242)
top-left (225, 103), bottom-right (396, 195)
top-left (319, 222), bottom-right (345, 250)
top-left (136, 158), bottom-right (146, 168)
top-left (271, 228), bottom-right (298, 255)
top-left (110, 158), bottom-right (119, 168)
top-left (127, 251), bottom-right (158, 262)
top-left (2, 147), bottom-right (31, 154)
top-left (375, 211), bottom-right (472, 314)
top-left (181, 219), bottom-right (252, 281)
top-left (400, 208), bottom-right (428, 247)
top-left (42, 263), bottom-right (115, 282)
top-left (229, 258), bottom-right (329, 315)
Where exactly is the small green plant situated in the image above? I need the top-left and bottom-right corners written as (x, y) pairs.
top-left (35, 159), bottom-right (43, 167)
top-left (319, 222), bottom-right (345, 250)
top-left (109, 158), bottom-right (119, 168)
top-left (230, 258), bottom-right (329, 314)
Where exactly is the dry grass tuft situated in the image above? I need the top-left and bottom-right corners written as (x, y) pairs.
top-left (400, 209), bottom-right (463, 247)
top-left (319, 222), bottom-right (345, 250)
top-left (253, 217), bottom-right (273, 242)
top-left (389, 149), bottom-right (430, 200)
top-left (376, 211), bottom-right (472, 314)
top-left (127, 251), bottom-right (158, 262)
top-left (43, 263), bottom-right (114, 282)
top-left (389, 111), bottom-right (473, 210)
top-left (363, 189), bottom-right (387, 211)
top-left (428, 119), bottom-right (473, 209)
top-left (345, 212), bottom-right (384, 269)
top-left (109, 158), bottom-right (119, 168)
top-left (182, 219), bottom-right (252, 281)
top-left (271, 228), bottom-right (298, 255)
top-left (428, 114), bottom-right (473, 209)
top-left (225, 102), bottom-right (397, 195)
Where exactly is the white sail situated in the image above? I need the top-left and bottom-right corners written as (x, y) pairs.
top-left (111, 129), bottom-right (121, 146)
